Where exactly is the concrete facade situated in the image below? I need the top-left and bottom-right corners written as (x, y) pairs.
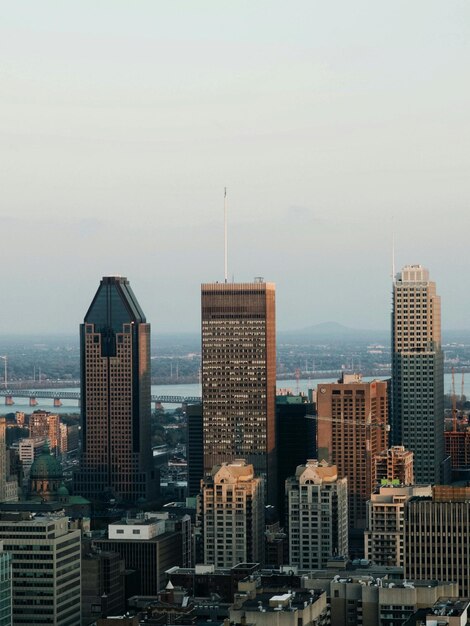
top-left (0, 512), bottom-right (81, 626)
top-left (374, 446), bottom-right (414, 486)
top-left (404, 487), bottom-right (470, 597)
top-left (286, 460), bottom-right (348, 569)
top-left (364, 485), bottom-right (432, 567)
top-left (202, 460), bottom-right (264, 567)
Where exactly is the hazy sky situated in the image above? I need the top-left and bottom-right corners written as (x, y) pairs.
top-left (1, 1), bottom-right (469, 333)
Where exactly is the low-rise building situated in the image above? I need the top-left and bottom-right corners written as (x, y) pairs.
top-left (230, 588), bottom-right (329, 626)
top-left (328, 578), bottom-right (458, 626)
top-left (404, 597), bottom-right (469, 626)
top-left (95, 515), bottom-right (185, 595)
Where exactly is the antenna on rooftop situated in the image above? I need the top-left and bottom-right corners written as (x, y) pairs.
top-left (224, 187), bottom-right (228, 283)
top-left (391, 218), bottom-right (396, 281)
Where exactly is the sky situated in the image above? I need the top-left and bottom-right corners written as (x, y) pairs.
top-left (1, 1), bottom-right (469, 334)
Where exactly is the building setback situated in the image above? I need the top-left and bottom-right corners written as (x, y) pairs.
top-left (201, 281), bottom-right (276, 503)
top-left (391, 265), bottom-right (449, 484)
top-left (74, 276), bottom-right (157, 504)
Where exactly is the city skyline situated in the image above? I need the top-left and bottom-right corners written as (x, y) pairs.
top-left (1, 2), bottom-right (469, 334)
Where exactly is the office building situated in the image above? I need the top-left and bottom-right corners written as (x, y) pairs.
top-left (75, 276), bottom-right (157, 504)
top-left (202, 460), bottom-right (264, 567)
top-left (186, 403), bottom-right (203, 497)
top-left (81, 547), bottom-right (125, 625)
top-left (201, 281), bottom-right (276, 503)
top-left (230, 587), bottom-right (329, 626)
top-left (444, 424), bottom-right (470, 474)
top-left (286, 460), bottom-right (348, 570)
top-left (95, 516), bottom-right (184, 595)
top-left (0, 511), bottom-right (81, 626)
top-left (364, 484), bottom-right (431, 566)
top-left (0, 418), bottom-right (18, 503)
top-left (404, 485), bottom-right (470, 597)
top-left (325, 577), bottom-right (458, 626)
top-left (374, 446), bottom-right (414, 486)
top-left (18, 437), bottom-right (45, 470)
top-left (0, 542), bottom-right (11, 626)
top-left (276, 394), bottom-right (316, 524)
top-left (0, 418), bottom-right (8, 503)
top-left (28, 411), bottom-right (60, 453)
top-left (317, 374), bottom-right (388, 530)
top-left (166, 562), bottom-right (261, 603)
top-left (391, 265), bottom-right (449, 484)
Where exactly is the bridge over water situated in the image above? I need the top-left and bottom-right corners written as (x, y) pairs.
top-left (0, 389), bottom-right (201, 407)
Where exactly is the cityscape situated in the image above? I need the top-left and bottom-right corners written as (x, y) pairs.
top-left (1, 266), bottom-right (470, 626)
top-left (2, 3), bottom-right (470, 626)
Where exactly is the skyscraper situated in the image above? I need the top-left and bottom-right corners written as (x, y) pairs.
top-left (317, 374), bottom-right (388, 531)
top-left (201, 280), bottom-right (276, 503)
top-left (391, 265), bottom-right (449, 484)
top-left (75, 276), bottom-right (156, 504)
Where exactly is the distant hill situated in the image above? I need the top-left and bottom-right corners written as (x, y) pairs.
top-left (279, 323), bottom-right (470, 346)
top-left (279, 322), bottom-right (389, 344)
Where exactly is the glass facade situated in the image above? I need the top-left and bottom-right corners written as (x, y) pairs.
top-left (0, 544), bottom-right (11, 626)
top-left (391, 265), bottom-right (448, 484)
top-left (75, 276), bottom-right (156, 504)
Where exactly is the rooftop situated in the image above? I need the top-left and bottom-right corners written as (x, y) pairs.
top-left (238, 590), bottom-right (325, 613)
top-left (429, 597), bottom-right (469, 618)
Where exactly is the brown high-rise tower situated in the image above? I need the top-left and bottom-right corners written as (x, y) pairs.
top-left (317, 373), bottom-right (388, 530)
top-left (75, 276), bottom-right (157, 504)
top-left (201, 280), bottom-right (276, 503)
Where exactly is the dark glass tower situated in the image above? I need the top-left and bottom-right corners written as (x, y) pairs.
top-left (75, 276), bottom-right (157, 504)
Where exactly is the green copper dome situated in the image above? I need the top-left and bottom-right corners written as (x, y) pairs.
top-left (30, 443), bottom-right (63, 480)
top-left (57, 482), bottom-right (69, 497)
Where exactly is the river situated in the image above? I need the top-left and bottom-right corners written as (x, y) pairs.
top-left (1, 373), bottom-right (464, 415)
